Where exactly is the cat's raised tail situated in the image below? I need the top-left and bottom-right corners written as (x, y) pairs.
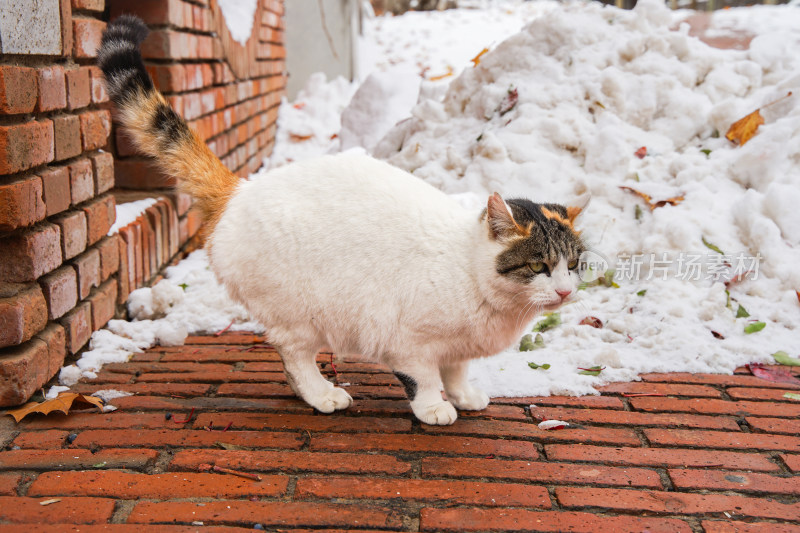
top-left (97, 15), bottom-right (237, 228)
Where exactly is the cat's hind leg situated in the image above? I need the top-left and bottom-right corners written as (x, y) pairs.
top-left (391, 359), bottom-right (458, 425)
top-left (441, 360), bottom-right (490, 411)
top-left (276, 341), bottom-right (352, 413)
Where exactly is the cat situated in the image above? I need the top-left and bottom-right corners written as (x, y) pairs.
top-left (98, 16), bottom-right (587, 425)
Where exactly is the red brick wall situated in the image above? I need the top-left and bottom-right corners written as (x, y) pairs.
top-left (0, 0), bottom-right (286, 406)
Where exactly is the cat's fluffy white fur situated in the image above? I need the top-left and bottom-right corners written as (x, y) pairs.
top-left (209, 154), bottom-right (576, 424)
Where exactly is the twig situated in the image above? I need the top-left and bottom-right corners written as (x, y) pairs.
top-left (317, 0), bottom-right (339, 60)
top-left (329, 353), bottom-right (339, 385)
top-left (199, 463), bottom-right (261, 481)
top-left (215, 321), bottom-right (234, 336)
top-left (172, 408), bottom-right (195, 424)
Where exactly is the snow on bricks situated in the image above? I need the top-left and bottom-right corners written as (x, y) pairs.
top-left (1, 333), bottom-right (798, 529)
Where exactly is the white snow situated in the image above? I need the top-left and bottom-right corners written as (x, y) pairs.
top-left (217, 0), bottom-right (258, 46)
top-left (54, 0), bottom-right (800, 401)
top-left (107, 198), bottom-right (157, 236)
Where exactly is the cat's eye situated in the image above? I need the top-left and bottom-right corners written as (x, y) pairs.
top-left (568, 259), bottom-right (578, 270)
top-left (529, 262), bottom-right (545, 273)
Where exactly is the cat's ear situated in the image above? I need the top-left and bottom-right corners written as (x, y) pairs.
top-left (566, 193), bottom-right (590, 225)
top-left (487, 192), bottom-right (528, 241)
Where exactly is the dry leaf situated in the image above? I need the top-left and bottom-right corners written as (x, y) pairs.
top-left (429, 66), bottom-right (454, 81)
top-left (289, 133), bottom-right (313, 142)
top-left (471, 48), bottom-right (489, 67)
top-left (619, 186), bottom-right (684, 210)
top-left (725, 109), bottom-right (764, 146)
top-left (5, 392), bottom-right (105, 423)
top-left (725, 91), bottom-right (792, 146)
top-left (634, 146), bottom-right (647, 159)
top-left (498, 87), bottom-right (518, 116)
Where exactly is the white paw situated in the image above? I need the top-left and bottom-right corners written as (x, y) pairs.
top-left (308, 386), bottom-right (353, 413)
top-left (412, 400), bottom-right (458, 425)
top-left (449, 387), bottom-right (490, 411)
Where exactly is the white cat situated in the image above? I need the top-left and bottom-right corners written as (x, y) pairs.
top-left (99, 16), bottom-right (587, 425)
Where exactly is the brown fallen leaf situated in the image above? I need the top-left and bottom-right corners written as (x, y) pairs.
top-left (726, 91), bottom-right (792, 146)
top-left (5, 392), bottom-right (105, 423)
top-left (619, 186), bottom-right (684, 211)
top-left (471, 47), bottom-right (489, 67)
top-left (579, 316), bottom-right (603, 328)
top-left (634, 146), bottom-right (647, 159)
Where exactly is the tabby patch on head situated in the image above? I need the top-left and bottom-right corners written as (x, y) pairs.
top-left (487, 194), bottom-right (586, 284)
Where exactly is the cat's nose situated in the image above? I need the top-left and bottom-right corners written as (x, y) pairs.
top-left (556, 289), bottom-right (572, 300)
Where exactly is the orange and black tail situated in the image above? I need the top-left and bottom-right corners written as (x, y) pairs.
top-left (97, 15), bottom-right (237, 227)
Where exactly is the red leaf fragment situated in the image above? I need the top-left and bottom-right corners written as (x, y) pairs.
top-left (634, 146), bottom-right (647, 159)
top-left (711, 330), bottom-right (725, 339)
top-left (747, 363), bottom-right (800, 386)
top-left (579, 316), bottom-right (603, 328)
top-left (498, 87), bottom-right (518, 116)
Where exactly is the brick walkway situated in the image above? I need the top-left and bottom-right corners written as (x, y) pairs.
top-left (1, 331), bottom-right (799, 531)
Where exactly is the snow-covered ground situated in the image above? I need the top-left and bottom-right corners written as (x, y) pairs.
top-left (59, 0), bottom-right (800, 399)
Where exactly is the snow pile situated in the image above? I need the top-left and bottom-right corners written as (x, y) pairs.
top-left (107, 198), bottom-right (157, 236)
top-left (373, 0), bottom-right (800, 396)
top-left (217, 0), bottom-right (258, 45)
top-left (58, 250), bottom-right (263, 386)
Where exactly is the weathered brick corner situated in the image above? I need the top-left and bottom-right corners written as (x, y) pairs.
top-left (0, 0), bottom-right (287, 406)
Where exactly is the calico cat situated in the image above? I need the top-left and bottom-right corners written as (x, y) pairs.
top-left (98, 16), bottom-right (587, 425)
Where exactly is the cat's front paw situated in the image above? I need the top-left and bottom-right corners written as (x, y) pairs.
top-left (412, 400), bottom-right (458, 425)
top-left (448, 387), bottom-right (490, 411)
top-left (308, 386), bottom-right (353, 413)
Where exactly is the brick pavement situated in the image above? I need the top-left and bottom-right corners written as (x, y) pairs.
top-left (1, 331), bottom-right (799, 531)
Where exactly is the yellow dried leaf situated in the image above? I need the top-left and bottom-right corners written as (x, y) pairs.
top-left (5, 392), bottom-right (105, 423)
top-left (429, 66), bottom-right (454, 81)
top-left (620, 186), bottom-right (684, 211)
top-left (725, 109), bottom-right (764, 146)
top-left (470, 48), bottom-right (489, 67)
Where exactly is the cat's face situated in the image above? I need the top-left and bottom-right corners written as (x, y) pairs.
top-left (486, 194), bottom-right (586, 309)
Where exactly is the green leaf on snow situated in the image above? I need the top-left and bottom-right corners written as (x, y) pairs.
top-left (773, 351), bottom-right (800, 366)
top-left (744, 321), bottom-right (766, 334)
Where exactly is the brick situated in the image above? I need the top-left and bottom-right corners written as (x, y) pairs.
top-left (12, 430), bottom-right (70, 449)
top-left (423, 456), bottom-right (662, 488)
top-left (0, 224), bottom-right (62, 283)
top-left (530, 405), bottom-right (739, 430)
top-left (598, 381), bottom-right (723, 397)
top-left (0, 176), bottom-right (46, 232)
top-left (702, 521), bottom-right (800, 533)
top-left (34, 321), bottom-right (66, 376)
top-left (72, 0), bottom-right (105, 10)
top-left (88, 278), bottom-right (117, 329)
top-left (0, 66), bottom-right (38, 114)
top-left (515, 395), bottom-right (625, 409)
top-left (421, 418), bottom-right (642, 446)
top-left (90, 152), bottom-right (114, 194)
top-left (297, 476), bottom-right (551, 508)
top-left (747, 416), bottom-right (800, 435)
top-left (642, 372), bottom-right (800, 389)
top-left (310, 432), bottom-right (539, 459)
top-left (82, 195), bottom-right (115, 245)
top-left (669, 468), bottom-right (800, 495)
top-left (555, 486), bottom-right (800, 520)
top-left (39, 166), bottom-right (71, 216)
top-left (73, 428), bottom-right (304, 449)
top-left (126, 501), bottom-right (404, 529)
top-left (53, 115), bottom-right (82, 161)
top-left (0, 121), bottom-right (54, 175)
top-left (68, 158), bottom-right (94, 205)
top-left (114, 158), bottom-right (175, 189)
top-left (79, 110), bottom-right (111, 152)
top-left (72, 18), bottom-right (105, 58)
top-left (39, 266), bottom-right (79, 320)
top-left (193, 412), bottom-right (412, 433)
top-left (0, 448), bottom-right (157, 471)
top-left (0, 496), bottom-right (115, 524)
top-left (645, 428), bottom-right (800, 452)
top-left (21, 411), bottom-right (185, 430)
top-left (147, 64), bottom-right (185, 93)
top-left (630, 397), bottom-right (800, 418)
top-left (420, 508), bottom-right (692, 533)
top-left (65, 68), bottom-right (91, 111)
top-left (52, 210), bottom-right (88, 260)
top-left (87, 66), bottom-right (108, 104)
top-left (95, 236), bottom-right (120, 281)
top-left (36, 66), bottom-right (67, 112)
top-left (170, 449), bottom-right (411, 476)
top-left (544, 444), bottom-right (779, 472)
top-left (60, 301), bottom-right (91, 354)
top-left (728, 387), bottom-right (800, 401)
top-left (72, 248), bottom-right (100, 299)
top-left (0, 338), bottom-right (50, 406)
top-left (0, 473), bottom-right (20, 495)
top-left (782, 454), bottom-right (800, 473)
top-left (0, 283), bottom-right (47, 348)
top-left (30, 471), bottom-right (287, 499)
